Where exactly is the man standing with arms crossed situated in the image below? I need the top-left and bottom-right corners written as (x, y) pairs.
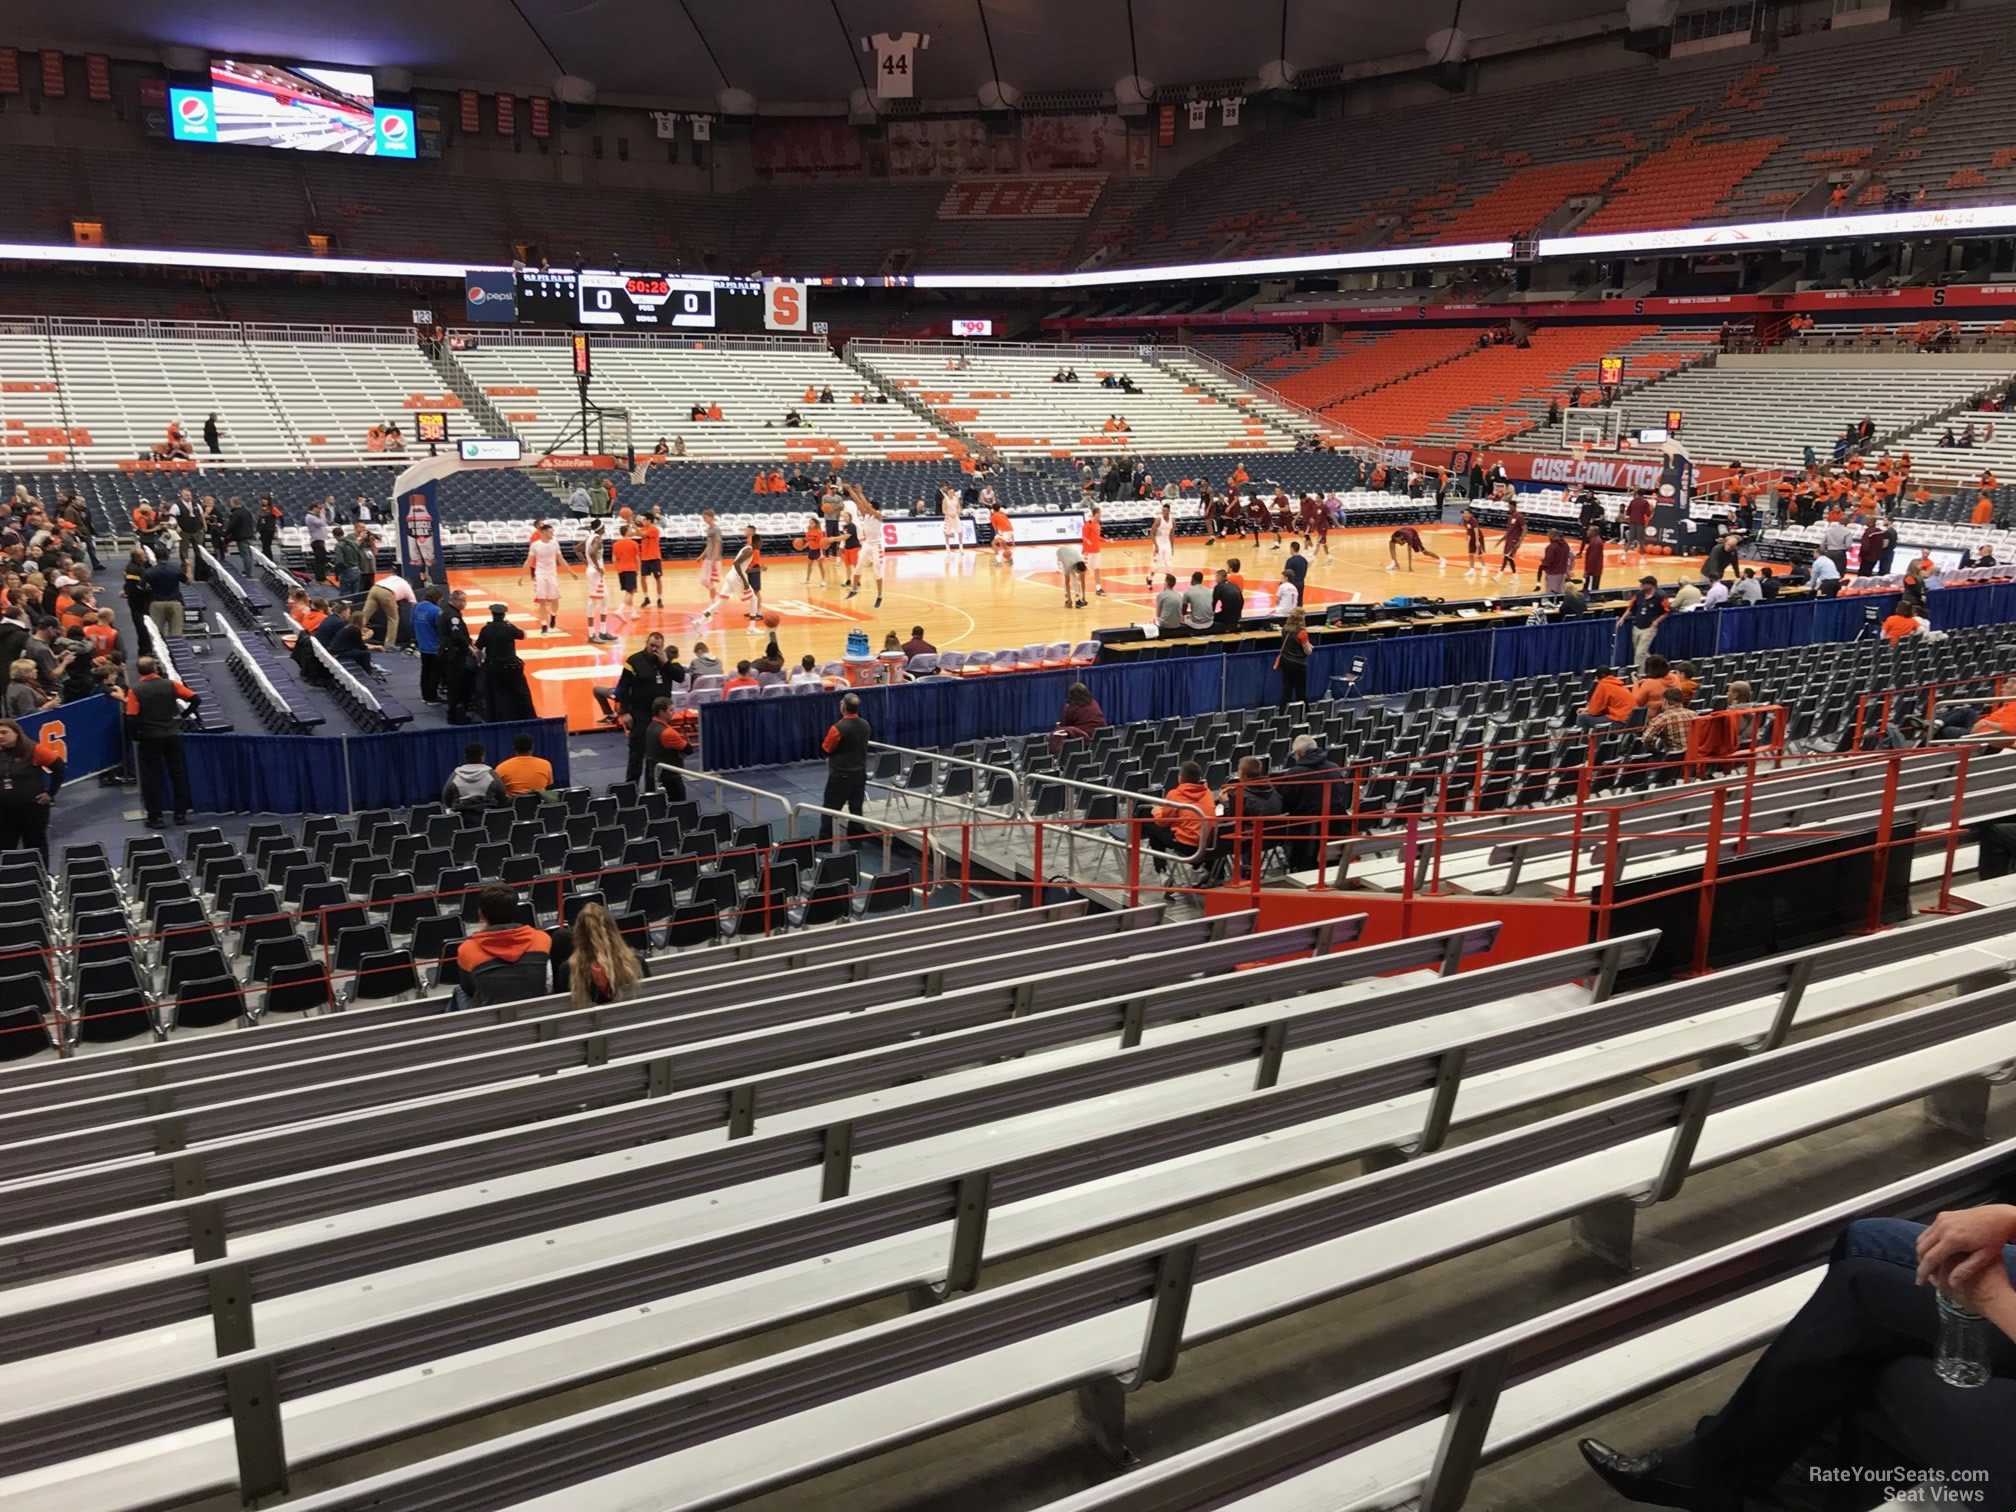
top-left (1618, 574), bottom-right (1670, 671)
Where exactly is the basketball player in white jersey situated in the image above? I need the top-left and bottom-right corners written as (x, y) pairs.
top-left (579, 520), bottom-right (614, 643)
top-left (1149, 503), bottom-right (1176, 588)
top-left (518, 521), bottom-right (570, 635)
top-left (848, 484), bottom-right (885, 609)
top-left (697, 509), bottom-right (724, 597)
top-left (939, 485), bottom-right (964, 556)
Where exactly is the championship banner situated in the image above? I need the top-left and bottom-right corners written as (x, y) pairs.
top-left (398, 478), bottom-right (443, 584)
top-left (764, 280), bottom-right (808, 331)
top-left (22, 692), bottom-right (124, 780)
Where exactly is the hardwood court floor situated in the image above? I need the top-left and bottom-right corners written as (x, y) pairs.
top-left (449, 524), bottom-right (1568, 731)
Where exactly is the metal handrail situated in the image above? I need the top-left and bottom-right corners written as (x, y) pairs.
top-left (869, 741), bottom-right (1024, 814)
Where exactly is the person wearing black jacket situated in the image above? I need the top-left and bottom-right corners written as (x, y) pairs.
top-left (818, 693), bottom-right (870, 845)
top-left (1277, 735), bottom-right (1349, 871)
top-left (225, 497), bottom-right (255, 576)
top-left (436, 590), bottom-right (476, 724)
top-left (477, 603), bottom-right (534, 721)
top-left (123, 657), bottom-right (196, 827)
top-left (616, 634), bottom-right (675, 783)
top-left (1212, 567), bottom-right (1245, 629)
top-left (255, 494), bottom-right (280, 561)
top-left (0, 716), bottom-right (65, 859)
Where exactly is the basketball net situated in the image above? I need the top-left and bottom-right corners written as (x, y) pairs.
top-left (1569, 440), bottom-right (1590, 469)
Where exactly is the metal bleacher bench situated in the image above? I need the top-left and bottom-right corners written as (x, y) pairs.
top-left (1031, 1138), bottom-right (2016, 1512)
top-left (4, 901), bottom-right (2015, 1507)
top-left (162, 942), bottom-right (2016, 1512)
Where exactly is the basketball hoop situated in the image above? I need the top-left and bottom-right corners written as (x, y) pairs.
top-left (1569, 440), bottom-right (1591, 468)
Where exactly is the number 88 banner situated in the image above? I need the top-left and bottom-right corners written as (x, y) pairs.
top-left (765, 280), bottom-right (808, 332)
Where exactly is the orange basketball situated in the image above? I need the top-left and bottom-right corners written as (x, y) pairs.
top-left (791, 536), bottom-right (807, 551)
top-left (762, 611), bottom-right (782, 628)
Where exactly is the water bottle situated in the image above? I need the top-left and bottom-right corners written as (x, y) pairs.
top-left (1935, 1291), bottom-right (1992, 1388)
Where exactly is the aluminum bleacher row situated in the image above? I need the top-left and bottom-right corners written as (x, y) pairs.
top-left (5, 866), bottom-right (2013, 1509)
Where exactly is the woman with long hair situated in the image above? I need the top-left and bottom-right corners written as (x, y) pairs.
top-left (566, 901), bottom-right (643, 1007)
top-left (0, 717), bottom-right (65, 862)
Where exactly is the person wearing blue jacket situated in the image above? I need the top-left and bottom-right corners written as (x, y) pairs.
top-left (412, 586), bottom-right (444, 704)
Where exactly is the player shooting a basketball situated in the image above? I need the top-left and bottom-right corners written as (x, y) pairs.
top-left (844, 483), bottom-right (885, 609)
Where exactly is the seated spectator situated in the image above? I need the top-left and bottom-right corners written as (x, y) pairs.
top-left (784, 408), bottom-right (804, 428)
top-left (1756, 565), bottom-right (1780, 600)
top-left (554, 900), bottom-right (644, 1007)
top-left (493, 733), bottom-right (554, 798)
top-left (1578, 668), bottom-right (1637, 729)
top-left (1051, 682), bottom-right (1107, 751)
top-left (450, 885), bottom-right (551, 1011)
top-left (1142, 761), bottom-right (1214, 871)
top-left (723, 660), bottom-right (760, 694)
top-left (1671, 580), bottom-right (1705, 611)
top-left (690, 642), bottom-right (724, 680)
top-left (1732, 567), bottom-right (1763, 604)
top-left (754, 636), bottom-right (786, 677)
top-left (1638, 686), bottom-right (1698, 763)
top-left (789, 655), bottom-right (825, 688)
top-left (1277, 735), bottom-right (1348, 870)
top-left (1883, 608), bottom-right (1929, 642)
top-left (707, 403), bottom-right (722, 421)
top-left (442, 741), bottom-right (506, 810)
top-left (1216, 754), bottom-right (1284, 877)
top-left (819, 385), bottom-right (834, 404)
top-left (767, 469), bottom-right (787, 493)
top-left (903, 625), bottom-right (936, 658)
top-left (1581, 1206), bottom-right (2016, 1512)
top-left (1633, 655), bottom-right (1675, 708)
top-left (1670, 661), bottom-right (1700, 702)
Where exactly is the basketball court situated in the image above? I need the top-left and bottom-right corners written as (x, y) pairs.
top-left (448, 523), bottom-right (1567, 729)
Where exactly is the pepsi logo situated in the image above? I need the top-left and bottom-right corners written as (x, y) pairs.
top-left (380, 114), bottom-right (409, 142)
top-left (468, 286), bottom-right (487, 304)
top-left (178, 96), bottom-right (211, 128)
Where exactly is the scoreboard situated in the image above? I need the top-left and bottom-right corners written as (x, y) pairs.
top-left (506, 269), bottom-right (766, 331)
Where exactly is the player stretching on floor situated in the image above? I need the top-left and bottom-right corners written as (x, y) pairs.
top-left (1387, 525), bottom-right (1442, 573)
top-left (519, 521), bottom-right (571, 635)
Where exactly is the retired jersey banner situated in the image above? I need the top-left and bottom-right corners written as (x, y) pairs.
top-left (764, 280), bottom-right (808, 332)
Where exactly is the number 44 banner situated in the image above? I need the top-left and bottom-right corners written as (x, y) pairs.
top-left (862, 32), bottom-right (929, 99)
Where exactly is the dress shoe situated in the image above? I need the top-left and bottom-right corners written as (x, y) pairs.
top-left (1579, 1439), bottom-right (1743, 1511)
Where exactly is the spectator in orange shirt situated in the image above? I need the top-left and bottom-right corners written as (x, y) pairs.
top-left (753, 472), bottom-right (771, 495)
top-left (723, 660), bottom-right (760, 694)
top-left (1632, 654), bottom-right (1676, 707)
top-left (1974, 494), bottom-right (1997, 527)
top-left (492, 733), bottom-right (554, 797)
top-left (707, 403), bottom-right (722, 421)
top-left (1882, 609), bottom-right (1928, 642)
top-left (767, 469), bottom-right (786, 493)
top-left (1578, 667), bottom-right (1637, 730)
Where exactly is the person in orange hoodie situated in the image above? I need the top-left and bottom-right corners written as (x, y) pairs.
top-left (1974, 493), bottom-right (1997, 527)
top-left (451, 885), bottom-right (551, 1011)
top-left (1577, 667), bottom-right (1637, 730)
top-left (1144, 760), bottom-right (1215, 872)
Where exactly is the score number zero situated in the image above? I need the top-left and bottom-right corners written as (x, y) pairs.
top-left (576, 272), bottom-right (715, 328)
